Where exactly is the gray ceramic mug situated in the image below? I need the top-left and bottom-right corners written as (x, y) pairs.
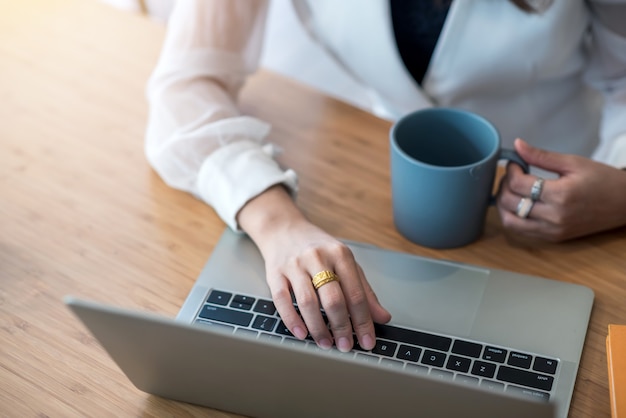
top-left (390, 108), bottom-right (529, 249)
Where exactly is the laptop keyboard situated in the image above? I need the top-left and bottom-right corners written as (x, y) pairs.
top-left (194, 289), bottom-right (558, 403)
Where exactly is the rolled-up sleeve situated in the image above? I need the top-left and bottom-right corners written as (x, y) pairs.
top-left (145, 0), bottom-right (298, 230)
top-left (585, 0), bottom-right (626, 167)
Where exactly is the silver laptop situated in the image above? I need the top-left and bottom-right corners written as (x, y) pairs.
top-left (65, 228), bottom-right (593, 418)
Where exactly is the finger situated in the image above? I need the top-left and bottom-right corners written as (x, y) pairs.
top-left (345, 265), bottom-right (391, 351)
top-left (315, 278), bottom-right (354, 352)
top-left (289, 270), bottom-right (335, 349)
top-left (498, 187), bottom-right (550, 220)
top-left (514, 138), bottom-right (573, 175)
top-left (498, 208), bottom-right (564, 241)
top-left (497, 182), bottom-right (563, 239)
top-left (332, 260), bottom-right (376, 351)
top-left (356, 264), bottom-right (392, 325)
top-left (503, 162), bottom-right (532, 194)
top-left (267, 274), bottom-right (310, 341)
top-left (305, 242), bottom-right (363, 352)
top-left (307, 254), bottom-right (356, 352)
top-left (502, 168), bottom-right (551, 204)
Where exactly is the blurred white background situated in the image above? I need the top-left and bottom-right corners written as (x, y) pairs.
top-left (102, 0), bottom-right (372, 111)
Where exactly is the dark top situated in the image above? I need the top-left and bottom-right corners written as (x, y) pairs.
top-left (390, 0), bottom-right (452, 85)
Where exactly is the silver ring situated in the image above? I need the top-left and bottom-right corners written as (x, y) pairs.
top-left (516, 197), bottom-right (534, 219)
top-left (530, 177), bottom-right (545, 202)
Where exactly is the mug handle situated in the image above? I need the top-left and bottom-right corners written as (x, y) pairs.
top-left (489, 149), bottom-right (530, 205)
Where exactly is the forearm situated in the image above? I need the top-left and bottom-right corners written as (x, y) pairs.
top-left (145, 0), bottom-right (275, 209)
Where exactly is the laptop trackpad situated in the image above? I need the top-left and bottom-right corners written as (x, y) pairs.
top-left (353, 245), bottom-right (489, 337)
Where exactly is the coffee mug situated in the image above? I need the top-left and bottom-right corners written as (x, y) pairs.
top-left (390, 108), bottom-right (528, 249)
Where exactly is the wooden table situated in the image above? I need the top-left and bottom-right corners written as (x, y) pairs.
top-left (1, 0), bottom-right (624, 416)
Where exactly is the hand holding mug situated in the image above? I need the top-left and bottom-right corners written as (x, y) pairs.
top-left (497, 138), bottom-right (626, 241)
top-left (390, 108), bottom-right (528, 249)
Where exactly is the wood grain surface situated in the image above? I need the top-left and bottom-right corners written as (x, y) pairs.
top-left (1, 0), bottom-right (624, 417)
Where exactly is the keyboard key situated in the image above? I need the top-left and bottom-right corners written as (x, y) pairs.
top-left (480, 380), bottom-right (505, 392)
top-left (275, 321), bottom-right (299, 338)
top-left (356, 353), bottom-right (379, 364)
top-left (198, 305), bottom-right (253, 327)
top-left (282, 337), bottom-right (307, 349)
top-left (230, 301), bottom-right (253, 310)
top-left (508, 351), bottom-right (532, 369)
top-left (374, 324), bottom-right (452, 352)
top-left (405, 364), bottom-right (429, 375)
top-left (308, 343), bottom-right (325, 353)
top-left (251, 315), bottom-right (278, 332)
top-left (258, 333), bottom-right (282, 343)
top-left (234, 328), bottom-right (258, 338)
top-left (533, 356), bottom-right (558, 375)
top-left (396, 344), bottom-right (421, 362)
top-left (330, 349), bottom-right (356, 359)
top-left (194, 319), bottom-right (235, 333)
top-left (446, 355), bottom-right (471, 373)
top-left (452, 340), bottom-right (483, 358)
top-left (506, 385), bottom-right (551, 402)
top-left (471, 360), bottom-right (496, 378)
top-left (483, 346), bottom-right (507, 363)
top-left (430, 369), bottom-right (453, 380)
top-left (253, 299), bottom-right (276, 315)
top-left (372, 340), bottom-right (398, 357)
top-left (233, 294), bottom-right (256, 305)
top-left (455, 375), bottom-right (479, 386)
top-left (421, 350), bottom-right (447, 368)
top-left (381, 358), bottom-right (404, 370)
top-left (497, 366), bottom-right (554, 391)
top-left (206, 290), bottom-right (232, 306)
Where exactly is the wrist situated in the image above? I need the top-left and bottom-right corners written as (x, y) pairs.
top-left (237, 184), bottom-right (307, 245)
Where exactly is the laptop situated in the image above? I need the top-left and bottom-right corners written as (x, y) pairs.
top-left (65, 228), bottom-right (594, 418)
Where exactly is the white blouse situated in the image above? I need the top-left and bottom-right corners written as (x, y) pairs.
top-left (145, 0), bottom-right (626, 231)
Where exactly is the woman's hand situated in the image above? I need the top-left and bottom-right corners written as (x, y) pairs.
top-left (237, 185), bottom-right (392, 352)
top-left (497, 138), bottom-right (626, 241)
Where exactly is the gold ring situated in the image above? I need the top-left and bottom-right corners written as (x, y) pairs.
top-left (311, 270), bottom-right (339, 290)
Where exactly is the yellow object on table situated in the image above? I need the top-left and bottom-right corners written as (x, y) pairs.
top-left (607, 324), bottom-right (626, 417)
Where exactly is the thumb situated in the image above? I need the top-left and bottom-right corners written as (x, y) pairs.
top-left (514, 138), bottom-right (572, 174)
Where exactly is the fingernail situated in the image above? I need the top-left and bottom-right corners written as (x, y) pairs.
top-left (318, 338), bottom-right (333, 350)
top-left (361, 334), bottom-right (375, 351)
top-left (293, 326), bottom-right (307, 340)
top-left (337, 337), bottom-right (352, 352)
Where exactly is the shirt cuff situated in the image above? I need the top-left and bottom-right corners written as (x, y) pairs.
top-left (604, 133), bottom-right (626, 168)
top-left (196, 140), bottom-right (298, 231)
